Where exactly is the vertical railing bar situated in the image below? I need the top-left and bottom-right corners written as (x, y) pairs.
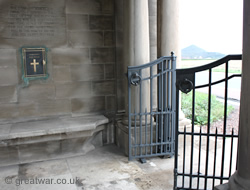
top-left (189, 74), bottom-right (196, 189)
top-left (212, 128), bottom-right (218, 188)
top-left (157, 62), bottom-right (161, 154)
top-left (139, 69), bottom-right (142, 157)
top-left (163, 60), bottom-right (167, 153)
top-left (205, 68), bottom-right (212, 189)
top-left (220, 61), bottom-right (229, 184)
top-left (168, 59), bottom-right (171, 151)
top-left (197, 127), bottom-right (202, 189)
top-left (172, 55), bottom-right (176, 154)
top-left (150, 66), bottom-right (153, 155)
top-left (174, 79), bottom-right (180, 190)
top-left (229, 129), bottom-right (234, 177)
top-left (182, 126), bottom-right (187, 188)
top-left (134, 109), bottom-right (137, 158)
top-left (156, 112), bottom-right (159, 154)
top-left (145, 108), bottom-right (148, 156)
top-left (128, 70), bottom-right (132, 160)
top-left (160, 60), bottom-right (164, 154)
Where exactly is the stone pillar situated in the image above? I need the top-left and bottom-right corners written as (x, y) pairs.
top-left (157, 0), bottom-right (191, 127)
top-left (116, 0), bottom-right (151, 155)
top-left (123, 0), bottom-right (150, 118)
top-left (228, 0), bottom-right (250, 189)
top-left (157, 0), bottom-right (180, 62)
top-left (215, 1), bottom-right (250, 189)
top-left (148, 0), bottom-right (158, 110)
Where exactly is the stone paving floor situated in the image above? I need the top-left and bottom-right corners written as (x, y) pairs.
top-left (0, 144), bottom-right (174, 190)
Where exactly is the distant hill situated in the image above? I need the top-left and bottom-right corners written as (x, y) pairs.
top-left (182, 45), bottom-right (225, 59)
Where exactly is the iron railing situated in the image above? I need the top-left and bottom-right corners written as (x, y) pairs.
top-left (127, 53), bottom-right (176, 162)
top-left (174, 54), bottom-right (242, 189)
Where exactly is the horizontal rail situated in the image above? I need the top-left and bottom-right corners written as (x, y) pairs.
top-left (176, 54), bottom-right (242, 75)
top-left (128, 55), bottom-right (176, 71)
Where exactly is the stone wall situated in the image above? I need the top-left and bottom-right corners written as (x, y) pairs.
top-left (0, 0), bottom-right (116, 123)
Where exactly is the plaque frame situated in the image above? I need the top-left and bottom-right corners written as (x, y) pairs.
top-left (21, 46), bottom-right (48, 82)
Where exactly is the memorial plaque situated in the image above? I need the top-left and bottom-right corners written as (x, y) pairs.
top-left (0, 0), bottom-right (66, 47)
top-left (22, 47), bottom-right (47, 78)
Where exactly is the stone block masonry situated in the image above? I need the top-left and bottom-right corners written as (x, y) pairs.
top-left (0, 0), bottom-right (116, 122)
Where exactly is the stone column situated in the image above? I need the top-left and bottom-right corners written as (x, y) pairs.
top-left (228, 0), bottom-right (250, 189)
top-left (148, 0), bottom-right (158, 110)
top-left (157, 0), bottom-right (180, 61)
top-left (215, 1), bottom-right (250, 189)
top-left (157, 0), bottom-right (190, 126)
top-left (123, 0), bottom-right (150, 119)
top-left (116, 0), bottom-right (151, 154)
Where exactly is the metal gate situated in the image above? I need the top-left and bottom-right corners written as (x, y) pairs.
top-left (127, 53), bottom-right (176, 161)
top-left (174, 55), bottom-right (242, 189)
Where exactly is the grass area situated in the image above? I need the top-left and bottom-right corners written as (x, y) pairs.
top-left (181, 59), bottom-right (242, 74)
top-left (181, 91), bottom-right (234, 125)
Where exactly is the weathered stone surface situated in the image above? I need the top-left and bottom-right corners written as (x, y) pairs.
top-left (71, 64), bottom-right (104, 81)
top-left (92, 81), bottom-right (115, 95)
top-left (0, 124), bottom-right (11, 140)
top-left (149, 0), bottom-right (157, 16)
top-left (18, 84), bottom-right (56, 103)
top-left (35, 99), bottom-right (71, 117)
top-left (0, 85), bottom-right (17, 103)
top-left (0, 0), bottom-right (67, 48)
top-left (149, 16), bottom-right (157, 46)
top-left (19, 141), bottom-right (61, 163)
top-left (71, 97), bottom-right (105, 113)
top-left (52, 48), bottom-right (90, 65)
top-left (104, 32), bottom-right (115, 46)
top-left (0, 103), bottom-right (19, 120)
top-left (53, 66), bottom-right (71, 82)
top-left (0, 67), bottom-right (18, 85)
top-left (13, 100), bottom-right (71, 119)
top-left (0, 146), bottom-right (19, 166)
top-left (90, 48), bottom-right (115, 63)
top-left (67, 14), bottom-right (89, 30)
top-left (106, 96), bottom-right (116, 111)
top-left (68, 96), bottom-right (97, 111)
top-left (56, 82), bottom-right (91, 98)
top-left (89, 15), bottom-right (114, 30)
top-left (0, 49), bottom-right (17, 66)
top-left (105, 64), bottom-right (115, 79)
top-left (1, 115), bottom-right (108, 141)
top-left (18, 159), bottom-right (69, 178)
top-left (101, 0), bottom-right (114, 14)
top-left (66, 0), bottom-right (114, 15)
top-left (69, 31), bottom-right (103, 48)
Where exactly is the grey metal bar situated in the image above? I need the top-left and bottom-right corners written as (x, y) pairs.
top-left (220, 62), bottom-right (229, 184)
top-left (197, 127), bottom-right (202, 189)
top-left (189, 74), bottom-right (196, 189)
top-left (204, 68), bottom-right (212, 189)
top-left (229, 130), bottom-right (234, 177)
top-left (150, 66), bottom-right (153, 155)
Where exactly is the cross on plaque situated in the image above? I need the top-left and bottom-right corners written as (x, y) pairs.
top-left (30, 59), bottom-right (39, 73)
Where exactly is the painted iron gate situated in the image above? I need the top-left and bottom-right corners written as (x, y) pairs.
top-left (174, 55), bottom-right (242, 190)
top-left (127, 53), bottom-right (176, 161)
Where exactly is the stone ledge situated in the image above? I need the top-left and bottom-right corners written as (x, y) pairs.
top-left (0, 115), bottom-right (109, 166)
top-left (0, 115), bottom-right (109, 141)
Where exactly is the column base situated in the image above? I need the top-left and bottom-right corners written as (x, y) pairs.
top-left (214, 171), bottom-right (250, 190)
top-left (229, 171), bottom-right (250, 190)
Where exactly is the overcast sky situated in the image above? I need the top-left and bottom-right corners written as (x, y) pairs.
top-left (180, 0), bottom-right (243, 54)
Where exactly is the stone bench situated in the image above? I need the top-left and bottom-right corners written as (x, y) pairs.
top-left (0, 115), bottom-right (109, 166)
